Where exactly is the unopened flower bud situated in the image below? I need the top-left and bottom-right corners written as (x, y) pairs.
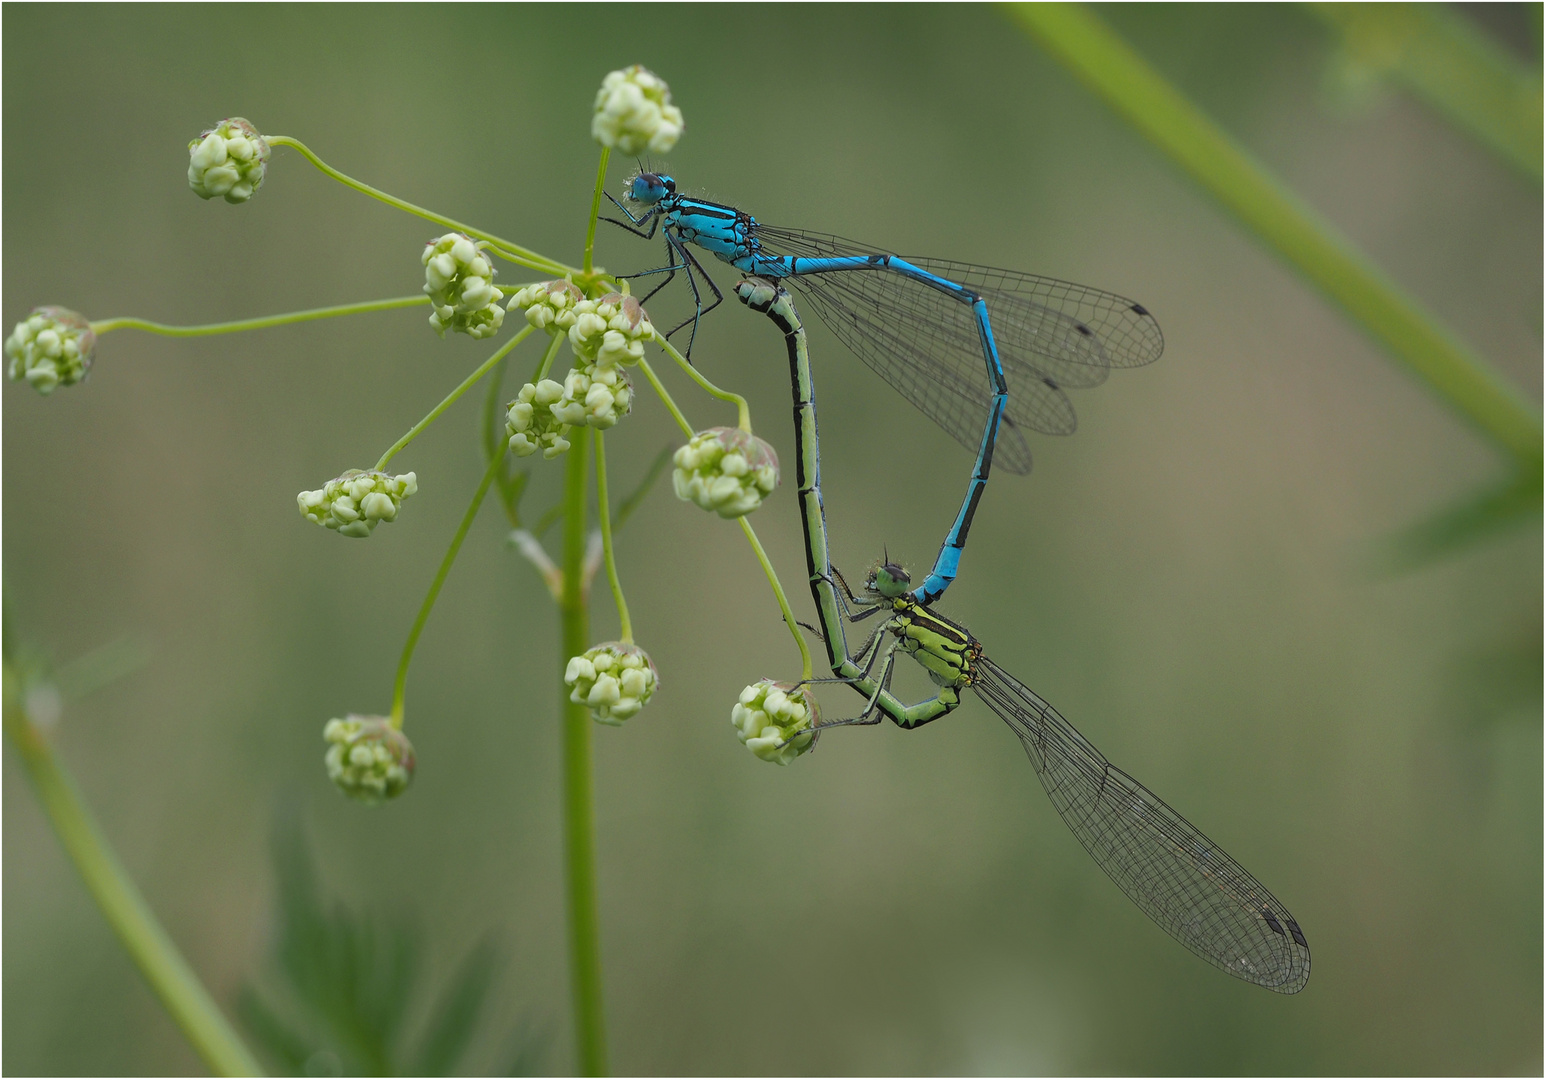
top-left (323, 715), bottom-right (415, 803)
top-left (564, 642), bottom-right (658, 725)
top-left (672, 427), bottom-right (779, 519)
top-left (592, 65), bottom-right (684, 156)
top-left (298, 469), bottom-right (418, 538)
top-left (731, 679), bottom-right (818, 765)
top-left (5, 307), bottom-right (94, 395)
top-left (187, 117), bottom-right (270, 203)
top-left (506, 379), bottom-right (573, 458)
top-left (422, 233), bottom-right (505, 339)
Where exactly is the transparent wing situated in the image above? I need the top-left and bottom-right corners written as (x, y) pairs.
top-left (753, 226), bottom-right (1164, 475)
top-left (973, 657), bottom-right (1310, 993)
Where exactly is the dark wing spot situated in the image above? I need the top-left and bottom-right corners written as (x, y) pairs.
top-left (1075, 323), bottom-right (1093, 337)
top-left (1287, 920), bottom-right (1308, 948)
top-left (1261, 907), bottom-right (1285, 936)
top-left (1042, 377), bottom-right (1060, 390)
top-left (1129, 303), bottom-right (1150, 316)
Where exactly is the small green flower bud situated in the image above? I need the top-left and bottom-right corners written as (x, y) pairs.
top-left (323, 715), bottom-right (415, 803)
top-left (509, 280), bottom-right (585, 334)
top-left (731, 679), bottom-right (818, 765)
top-left (298, 469), bottom-right (418, 538)
top-left (422, 233), bottom-right (505, 339)
top-left (551, 363), bottom-right (634, 430)
top-left (506, 379), bottom-right (574, 458)
top-left (187, 117), bottom-right (270, 203)
top-left (672, 427), bottom-right (780, 519)
top-left (564, 642), bottom-right (658, 725)
top-left (592, 65), bottom-right (684, 156)
top-left (5, 307), bottom-right (95, 395)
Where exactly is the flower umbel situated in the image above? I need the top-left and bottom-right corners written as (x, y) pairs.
top-left (187, 117), bottom-right (270, 204)
top-left (510, 280), bottom-right (585, 334)
top-left (298, 469), bottom-right (418, 538)
top-left (423, 233), bottom-right (505, 339)
top-left (592, 65), bottom-right (684, 156)
top-left (323, 715), bottom-right (415, 803)
top-left (506, 379), bottom-right (574, 458)
top-left (673, 427), bottom-right (780, 518)
top-left (732, 680), bottom-right (818, 765)
top-left (5, 307), bottom-right (95, 395)
top-left (565, 643), bottom-right (658, 725)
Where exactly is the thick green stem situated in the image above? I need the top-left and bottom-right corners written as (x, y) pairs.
top-left (583, 148), bottom-right (612, 275)
top-left (592, 430), bottom-right (632, 643)
top-left (389, 455), bottom-right (501, 727)
top-left (91, 296), bottom-right (427, 337)
top-left (738, 519), bottom-right (814, 683)
top-left (267, 136), bottom-right (573, 277)
top-left (2, 674), bottom-right (263, 1077)
top-left (559, 436), bottom-right (608, 1075)
top-left (1008, 3), bottom-right (1542, 469)
top-left (651, 335), bottom-right (753, 432)
top-left (376, 327), bottom-right (533, 471)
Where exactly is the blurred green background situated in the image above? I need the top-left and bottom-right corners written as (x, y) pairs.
top-left (4, 4), bottom-right (1540, 1075)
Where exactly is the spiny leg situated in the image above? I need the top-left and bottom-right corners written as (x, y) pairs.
top-left (600, 193), bottom-right (661, 238)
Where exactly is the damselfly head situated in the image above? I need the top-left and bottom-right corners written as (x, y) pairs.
top-left (867, 557), bottom-right (911, 599)
top-left (625, 171), bottom-right (675, 205)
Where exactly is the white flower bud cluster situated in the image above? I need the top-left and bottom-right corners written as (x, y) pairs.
top-left (731, 680), bottom-right (818, 765)
top-left (323, 715), bottom-right (415, 804)
top-left (566, 292), bottom-right (654, 369)
top-left (672, 428), bottom-right (779, 519)
top-left (298, 469), bottom-right (418, 538)
top-left (509, 279), bottom-right (585, 334)
top-left (506, 379), bottom-right (573, 458)
top-left (5, 307), bottom-right (95, 395)
top-left (187, 117), bottom-right (270, 204)
top-left (423, 233), bottom-right (505, 339)
top-left (565, 643), bottom-right (658, 725)
top-left (592, 65), bottom-right (684, 156)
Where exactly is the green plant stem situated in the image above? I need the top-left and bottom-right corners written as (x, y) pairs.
top-left (389, 455), bottom-right (501, 728)
top-left (536, 331), bottom-right (565, 382)
top-left (592, 430), bottom-right (632, 644)
top-left (559, 435), bottom-right (608, 1076)
top-left (635, 356), bottom-right (808, 672)
top-left (737, 519), bottom-right (814, 682)
top-left (1306, 2), bottom-right (1543, 182)
top-left (90, 296), bottom-right (428, 337)
top-left (267, 136), bottom-right (574, 277)
top-left (635, 358), bottom-right (695, 438)
top-left (1008, 3), bottom-right (1542, 470)
top-left (376, 327), bottom-right (534, 471)
top-left (2, 674), bottom-right (263, 1077)
top-left (583, 148), bottom-right (612, 275)
top-left (651, 335), bottom-right (753, 432)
